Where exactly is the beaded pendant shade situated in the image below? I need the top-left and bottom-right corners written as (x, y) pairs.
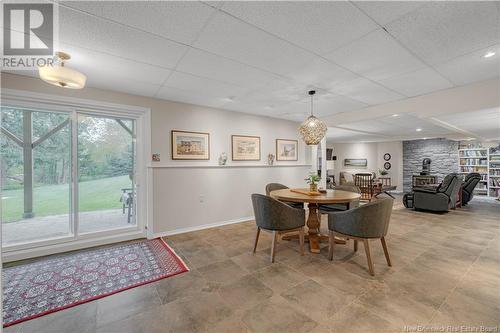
top-left (298, 90), bottom-right (327, 145)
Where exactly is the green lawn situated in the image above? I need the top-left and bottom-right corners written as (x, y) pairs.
top-left (1, 175), bottom-right (132, 222)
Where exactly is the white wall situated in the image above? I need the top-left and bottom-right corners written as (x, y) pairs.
top-left (376, 141), bottom-right (403, 191)
top-left (1, 73), bottom-right (311, 237)
top-left (327, 141), bottom-right (403, 191)
top-left (153, 166), bottom-right (308, 234)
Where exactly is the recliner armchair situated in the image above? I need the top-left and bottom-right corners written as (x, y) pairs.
top-left (413, 173), bottom-right (459, 212)
top-left (461, 173), bottom-right (481, 205)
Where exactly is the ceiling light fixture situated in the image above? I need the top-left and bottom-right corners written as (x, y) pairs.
top-left (391, 114), bottom-right (399, 117)
top-left (38, 52), bottom-right (86, 89)
top-left (416, 128), bottom-right (422, 132)
top-left (483, 51), bottom-right (496, 58)
top-left (298, 90), bottom-right (327, 145)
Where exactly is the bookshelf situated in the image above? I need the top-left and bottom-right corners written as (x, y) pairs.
top-left (458, 147), bottom-right (488, 195)
top-left (489, 149), bottom-right (500, 197)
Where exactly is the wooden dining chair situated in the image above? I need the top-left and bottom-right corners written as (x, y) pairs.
top-left (355, 173), bottom-right (374, 201)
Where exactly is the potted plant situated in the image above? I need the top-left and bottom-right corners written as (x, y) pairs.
top-left (305, 172), bottom-right (321, 192)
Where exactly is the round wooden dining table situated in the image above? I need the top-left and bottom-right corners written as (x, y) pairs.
top-left (270, 188), bottom-right (361, 254)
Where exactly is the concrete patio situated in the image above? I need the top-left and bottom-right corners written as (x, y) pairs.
top-left (2, 209), bottom-right (135, 246)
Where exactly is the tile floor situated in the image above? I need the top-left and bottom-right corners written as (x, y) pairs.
top-left (4, 197), bottom-right (500, 333)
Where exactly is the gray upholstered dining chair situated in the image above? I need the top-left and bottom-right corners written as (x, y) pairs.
top-left (265, 183), bottom-right (304, 209)
top-left (327, 198), bottom-right (394, 276)
top-left (319, 185), bottom-right (361, 213)
top-left (251, 194), bottom-right (305, 263)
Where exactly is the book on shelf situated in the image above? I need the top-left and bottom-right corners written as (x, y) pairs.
top-left (459, 150), bottom-right (487, 157)
top-left (490, 178), bottom-right (500, 188)
top-left (459, 158), bottom-right (487, 165)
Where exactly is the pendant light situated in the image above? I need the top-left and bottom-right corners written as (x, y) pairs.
top-left (39, 52), bottom-right (86, 89)
top-left (298, 90), bottom-right (327, 145)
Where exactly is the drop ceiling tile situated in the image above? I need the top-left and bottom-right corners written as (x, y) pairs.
top-left (326, 127), bottom-right (388, 143)
top-left (385, 1), bottom-right (500, 64)
top-left (341, 118), bottom-right (394, 133)
top-left (274, 93), bottom-right (366, 121)
top-left (287, 57), bottom-right (361, 90)
top-left (314, 93), bottom-right (368, 117)
top-left (85, 72), bottom-right (162, 98)
top-left (377, 67), bottom-right (453, 97)
top-left (61, 1), bottom-right (215, 45)
top-left (59, 44), bottom-right (171, 86)
top-left (221, 1), bottom-right (378, 54)
top-left (222, 101), bottom-right (287, 118)
top-left (271, 96), bottom-right (312, 116)
top-left (176, 48), bottom-right (279, 89)
top-left (330, 78), bottom-right (404, 105)
top-left (324, 29), bottom-right (426, 81)
top-left (352, 1), bottom-right (427, 26)
top-left (58, 7), bottom-right (187, 69)
top-left (434, 45), bottom-right (500, 86)
top-left (162, 71), bottom-right (250, 100)
top-left (337, 114), bottom-right (453, 140)
top-left (238, 79), bottom-right (311, 107)
top-left (155, 85), bottom-right (227, 109)
top-left (193, 12), bottom-right (317, 76)
top-left (436, 108), bottom-right (500, 140)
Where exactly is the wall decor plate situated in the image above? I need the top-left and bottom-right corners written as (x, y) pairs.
top-left (171, 130), bottom-right (210, 160)
top-left (384, 162), bottom-right (392, 170)
top-left (384, 153), bottom-right (391, 161)
top-left (276, 139), bottom-right (298, 161)
top-left (232, 135), bottom-right (261, 161)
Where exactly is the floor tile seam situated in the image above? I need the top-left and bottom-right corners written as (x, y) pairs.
top-left (425, 234), bottom-right (500, 326)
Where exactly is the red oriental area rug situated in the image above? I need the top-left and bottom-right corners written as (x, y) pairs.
top-left (2, 238), bottom-right (188, 327)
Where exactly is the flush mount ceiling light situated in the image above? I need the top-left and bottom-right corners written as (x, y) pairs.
top-left (391, 114), bottom-right (399, 117)
top-left (38, 52), bottom-right (86, 89)
top-left (416, 128), bottom-right (422, 132)
top-left (298, 90), bottom-right (327, 145)
top-left (483, 51), bottom-right (496, 58)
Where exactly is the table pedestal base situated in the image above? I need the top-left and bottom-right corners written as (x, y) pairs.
top-left (281, 233), bottom-right (346, 253)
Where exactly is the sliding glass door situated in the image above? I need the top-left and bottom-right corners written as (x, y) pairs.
top-left (1, 105), bottom-right (139, 251)
top-left (77, 114), bottom-right (136, 233)
top-left (1, 107), bottom-right (72, 246)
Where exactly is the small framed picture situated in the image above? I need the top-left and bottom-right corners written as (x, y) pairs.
top-left (344, 158), bottom-right (368, 167)
top-left (171, 130), bottom-right (210, 160)
top-left (276, 139), bottom-right (298, 161)
top-left (232, 135), bottom-right (261, 161)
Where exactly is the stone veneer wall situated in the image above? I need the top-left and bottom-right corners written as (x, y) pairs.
top-left (403, 138), bottom-right (459, 192)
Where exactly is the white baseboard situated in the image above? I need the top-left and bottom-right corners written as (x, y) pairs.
top-left (151, 216), bottom-right (254, 239)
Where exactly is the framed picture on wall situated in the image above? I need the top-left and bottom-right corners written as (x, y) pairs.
top-left (171, 130), bottom-right (210, 160)
top-left (276, 139), bottom-right (298, 161)
top-left (344, 158), bottom-right (367, 167)
top-left (232, 135), bottom-right (261, 161)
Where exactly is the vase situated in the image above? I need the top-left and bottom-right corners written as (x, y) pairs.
top-left (309, 183), bottom-right (318, 192)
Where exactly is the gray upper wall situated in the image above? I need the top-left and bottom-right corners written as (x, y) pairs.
top-left (403, 138), bottom-right (459, 192)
